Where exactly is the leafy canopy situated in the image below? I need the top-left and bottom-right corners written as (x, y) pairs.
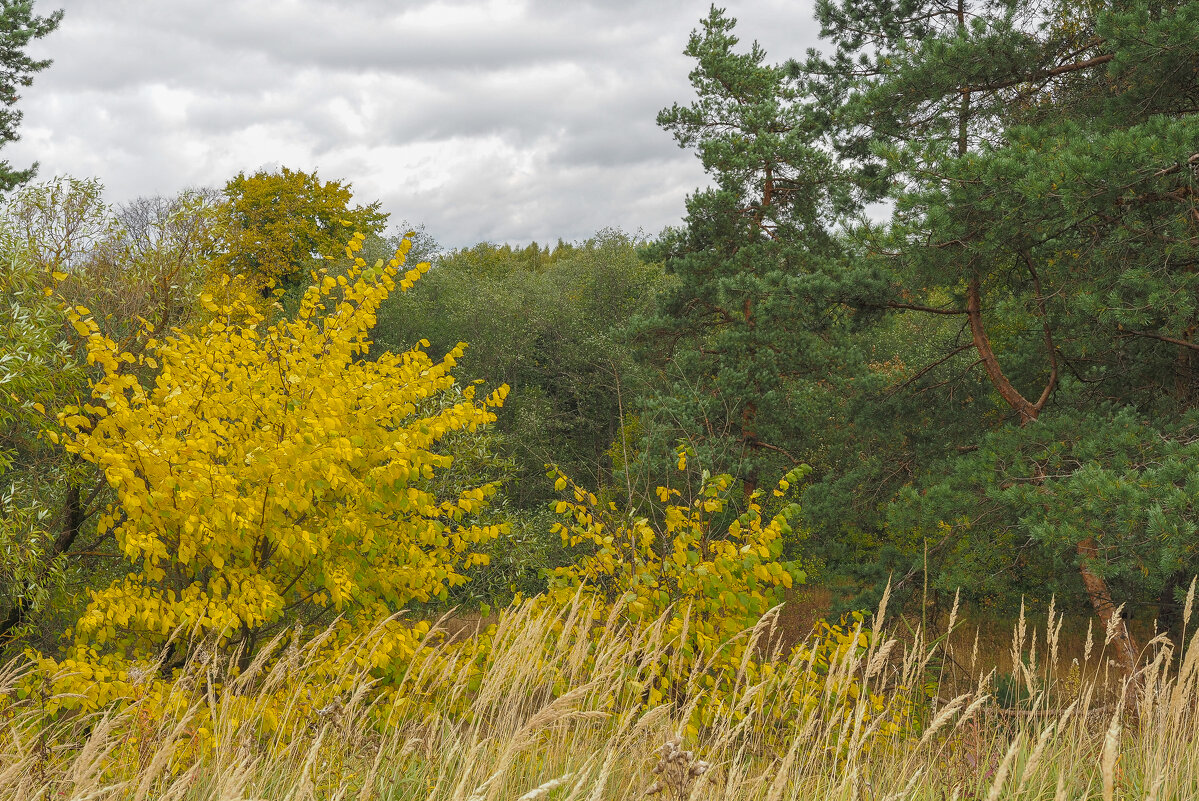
top-left (216, 167), bottom-right (387, 291)
top-left (43, 233), bottom-right (508, 708)
top-left (0, 212), bottom-right (83, 645)
top-left (641, 6), bottom-right (884, 495)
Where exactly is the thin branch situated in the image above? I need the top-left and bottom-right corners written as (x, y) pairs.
top-left (883, 301), bottom-right (970, 315)
top-left (1021, 251), bottom-right (1059, 415)
top-left (1121, 328), bottom-right (1199, 352)
top-left (889, 342), bottom-right (975, 394)
top-left (964, 53), bottom-right (1113, 94)
top-left (1153, 152), bottom-right (1199, 178)
top-left (753, 440), bottom-right (802, 465)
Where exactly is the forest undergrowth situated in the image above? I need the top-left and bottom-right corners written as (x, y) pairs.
top-left (3, 588), bottom-right (1198, 801)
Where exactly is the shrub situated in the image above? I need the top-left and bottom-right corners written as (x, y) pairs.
top-left (35, 233), bottom-right (508, 711)
top-left (540, 462), bottom-right (908, 743)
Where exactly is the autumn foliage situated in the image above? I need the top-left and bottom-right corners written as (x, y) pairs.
top-left (216, 168), bottom-right (387, 291)
top-left (24, 224), bottom-right (902, 755)
top-left (545, 461), bottom-right (806, 638)
top-left (540, 462), bottom-right (905, 741)
top-left (39, 233), bottom-right (507, 709)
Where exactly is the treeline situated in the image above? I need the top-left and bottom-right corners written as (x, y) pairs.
top-left (2, 0), bottom-right (1198, 682)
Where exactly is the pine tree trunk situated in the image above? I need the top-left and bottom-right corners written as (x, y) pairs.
top-left (966, 276), bottom-right (1141, 680)
top-left (1077, 538), bottom-right (1141, 681)
top-left (741, 399), bottom-right (759, 499)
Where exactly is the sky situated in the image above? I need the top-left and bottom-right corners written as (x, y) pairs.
top-left (6, 0), bottom-right (822, 249)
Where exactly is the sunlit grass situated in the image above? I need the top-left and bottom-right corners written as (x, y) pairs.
top-left (2, 586), bottom-right (1198, 800)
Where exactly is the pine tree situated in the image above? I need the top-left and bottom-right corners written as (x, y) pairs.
top-left (806, 0), bottom-right (1199, 672)
top-left (0, 0), bottom-right (61, 190)
top-left (641, 6), bottom-right (885, 497)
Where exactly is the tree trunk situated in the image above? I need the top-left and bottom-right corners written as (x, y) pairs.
top-left (966, 276), bottom-right (1140, 679)
top-left (741, 399), bottom-right (759, 499)
top-left (1077, 538), bottom-right (1141, 680)
top-left (966, 276), bottom-right (1042, 425)
top-left (0, 483), bottom-right (85, 645)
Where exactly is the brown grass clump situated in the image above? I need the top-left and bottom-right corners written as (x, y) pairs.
top-left (1, 586), bottom-right (1198, 800)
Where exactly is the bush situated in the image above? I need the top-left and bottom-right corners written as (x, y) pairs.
top-left (35, 233), bottom-right (508, 710)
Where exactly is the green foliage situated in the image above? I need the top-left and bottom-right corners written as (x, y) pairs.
top-left (3, 177), bottom-right (224, 343)
top-left (778, 0), bottom-right (1199, 625)
top-left (371, 230), bottom-right (666, 601)
top-left (3, 176), bottom-right (113, 274)
top-left (639, 6), bottom-right (887, 498)
top-left (889, 407), bottom-right (1199, 607)
top-left (0, 0), bottom-right (62, 190)
top-left (0, 217), bottom-right (81, 645)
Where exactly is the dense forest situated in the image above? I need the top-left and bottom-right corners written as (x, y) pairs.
top-left (2, 1), bottom-right (1198, 798)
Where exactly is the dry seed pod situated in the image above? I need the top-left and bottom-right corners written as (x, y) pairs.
top-left (643, 737), bottom-right (711, 798)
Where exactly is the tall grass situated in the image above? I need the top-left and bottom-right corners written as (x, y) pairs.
top-left (2, 587), bottom-right (1198, 800)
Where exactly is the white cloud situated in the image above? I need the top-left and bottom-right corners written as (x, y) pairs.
top-left (5, 0), bottom-right (821, 247)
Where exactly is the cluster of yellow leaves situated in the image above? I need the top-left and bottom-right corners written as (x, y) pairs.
top-left (38, 232), bottom-right (508, 710)
top-left (215, 167), bottom-right (387, 290)
top-left (545, 464), bottom-right (806, 647)
top-left (25, 614), bottom-right (449, 780)
top-left (538, 462), bottom-right (909, 747)
top-left (791, 617), bottom-right (911, 735)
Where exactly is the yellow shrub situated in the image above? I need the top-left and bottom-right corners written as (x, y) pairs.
top-left (36, 232), bottom-right (508, 714)
top-left (539, 462), bottom-right (911, 747)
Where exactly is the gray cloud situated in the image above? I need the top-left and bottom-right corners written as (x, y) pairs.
top-left (6, 0), bottom-right (821, 247)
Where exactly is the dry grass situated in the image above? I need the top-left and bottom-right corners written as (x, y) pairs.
top-left (2, 587), bottom-right (1198, 801)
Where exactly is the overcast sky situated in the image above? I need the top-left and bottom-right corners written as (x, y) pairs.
top-left (7, 0), bottom-right (821, 248)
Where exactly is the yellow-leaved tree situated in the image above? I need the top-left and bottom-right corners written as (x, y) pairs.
top-left (41, 233), bottom-right (508, 710)
top-left (216, 167), bottom-right (388, 292)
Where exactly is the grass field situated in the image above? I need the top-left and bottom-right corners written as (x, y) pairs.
top-left (2, 588), bottom-right (1197, 800)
